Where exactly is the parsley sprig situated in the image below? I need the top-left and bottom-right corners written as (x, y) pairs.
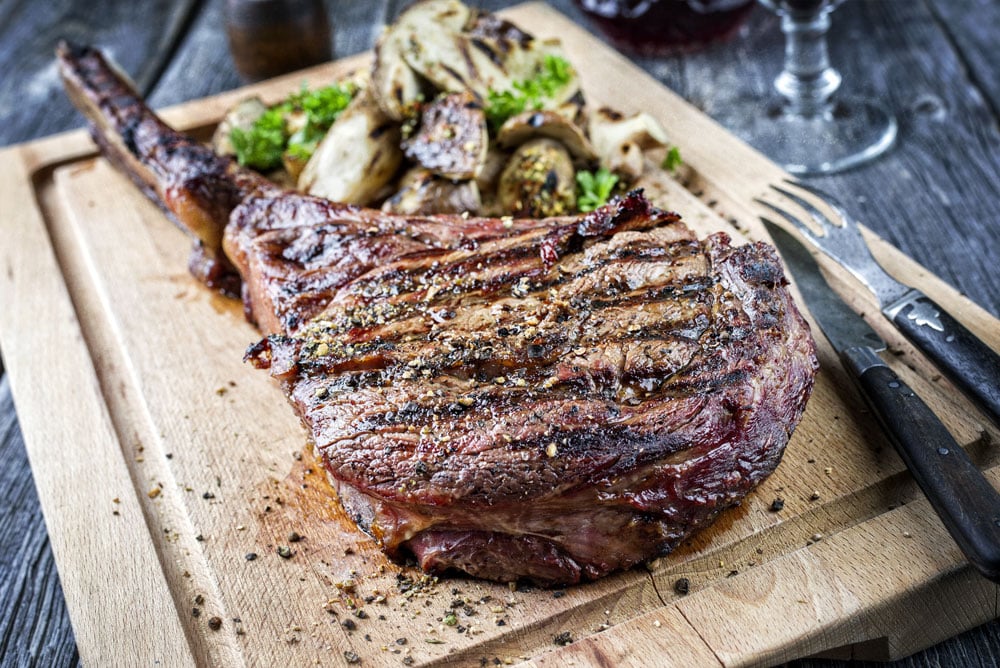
top-left (230, 107), bottom-right (287, 170)
top-left (661, 145), bottom-right (682, 172)
top-left (230, 82), bottom-right (356, 170)
top-left (576, 167), bottom-right (619, 212)
top-left (485, 54), bottom-right (574, 131)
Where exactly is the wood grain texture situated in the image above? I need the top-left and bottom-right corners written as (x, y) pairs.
top-left (0, 377), bottom-right (79, 667)
top-left (0, 137), bottom-right (196, 666)
top-left (0, 0), bottom-right (200, 146)
top-left (2, 1), bottom-right (1000, 666)
top-left (925, 0), bottom-right (1000, 121)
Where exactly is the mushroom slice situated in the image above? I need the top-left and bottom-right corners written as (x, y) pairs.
top-left (497, 138), bottom-right (576, 218)
top-left (475, 146), bottom-right (510, 212)
top-left (402, 91), bottom-right (488, 180)
top-left (382, 167), bottom-right (481, 215)
top-left (370, 0), bottom-right (472, 120)
top-left (496, 110), bottom-right (596, 161)
top-left (396, 9), bottom-right (580, 107)
top-left (464, 16), bottom-right (582, 106)
top-left (212, 96), bottom-right (268, 156)
top-left (299, 91), bottom-right (402, 205)
top-left (588, 107), bottom-right (670, 180)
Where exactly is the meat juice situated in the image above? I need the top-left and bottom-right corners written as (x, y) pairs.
top-left (574, 0), bottom-right (756, 55)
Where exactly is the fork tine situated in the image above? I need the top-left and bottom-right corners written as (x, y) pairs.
top-left (782, 179), bottom-right (858, 231)
top-left (769, 184), bottom-right (833, 233)
top-left (753, 197), bottom-right (821, 243)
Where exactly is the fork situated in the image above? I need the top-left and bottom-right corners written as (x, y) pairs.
top-left (756, 179), bottom-right (1000, 427)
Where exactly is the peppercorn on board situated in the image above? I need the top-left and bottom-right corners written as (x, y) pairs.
top-left (1, 4), bottom-right (998, 666)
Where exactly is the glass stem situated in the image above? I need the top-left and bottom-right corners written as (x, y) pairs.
top-left (775, 5), bottom-right (841, 118)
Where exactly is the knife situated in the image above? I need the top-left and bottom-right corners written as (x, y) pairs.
top-left (765, 220), bottom-right (1000, 582)
top-left (758, 181), bottom-right (1000, 427)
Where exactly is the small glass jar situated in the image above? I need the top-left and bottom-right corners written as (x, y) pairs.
top-left (225, 0), bottom-right (333, 82)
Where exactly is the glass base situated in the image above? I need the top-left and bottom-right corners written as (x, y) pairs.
top-left (734, 96), bottom-right (897, 175)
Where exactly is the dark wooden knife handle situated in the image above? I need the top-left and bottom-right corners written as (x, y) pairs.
top-left (842, 346), bottom-right (1000, 582)
top-left (886, 291), bottom-right (1000, 426)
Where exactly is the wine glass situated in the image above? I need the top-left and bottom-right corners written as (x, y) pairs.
top-left (738, 0), bottom-right (897, 175)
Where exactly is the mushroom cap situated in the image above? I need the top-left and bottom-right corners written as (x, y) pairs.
top-left (496, 109), bottom-right (596, 161)
top-left (402, 91), bottom-right (488, 180)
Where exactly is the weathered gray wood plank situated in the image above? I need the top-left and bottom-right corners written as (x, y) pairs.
top-left (149, 0), bottom-right (392, 108)
top-left (0, 376), bottom-right (80, 667)
top-left (926, 0), bottom-right (1000, 122)
top-left (0, 0), bottom-right (200, 145)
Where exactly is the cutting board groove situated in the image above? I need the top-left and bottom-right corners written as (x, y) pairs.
top-left (1, 4), bottom-right (998, 666)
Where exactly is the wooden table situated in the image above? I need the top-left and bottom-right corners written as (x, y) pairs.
top-left (1, 0), bottom-right (998, 665)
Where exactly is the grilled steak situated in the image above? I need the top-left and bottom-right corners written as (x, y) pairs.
top-left (58, 43), bottom-right (818, 586)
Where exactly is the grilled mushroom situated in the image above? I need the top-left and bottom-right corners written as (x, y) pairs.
top-left (588, 108), bottom-right (669, 179)
top-left (497, 138), bottom-right (576, 217)
top-left (212, 96), bottom-right (268, 156)
top-left (370, 0), bottom-right (472, 120)
top-left (298, 92), bottom-right (402, 205)
top-left (382, 167), bottom-right (481, 215)
top-left (372, 1), bottom-right (580, 112)
top-left (496, 109), bottom-right (595, 161)
top-left (402, 91), bottom-right (488, 179)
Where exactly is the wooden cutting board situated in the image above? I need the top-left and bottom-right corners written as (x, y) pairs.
top-left (1, 4), bottom-right (998, 666)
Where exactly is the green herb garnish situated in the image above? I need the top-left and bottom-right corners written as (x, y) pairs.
top-left (576, 167), bottom-right (619, 212)
top-left (230, 81), bottom-right (356, 170)
top-left (661, 145), bottom-right (682, 172)
top-left (485, 54), bottom-right (574, 130)
top-left (230, 106), bottom-right (287, 171)
top-left (286, 83), bottom-right (356, 160)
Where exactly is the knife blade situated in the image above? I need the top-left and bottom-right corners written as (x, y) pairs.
top-left (762, 181), bottom-right (1000, 427)
top-left (766, 220), bottom-right (1000, 582)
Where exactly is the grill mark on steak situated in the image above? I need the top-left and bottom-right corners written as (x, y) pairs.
top-left (58, 42), bottom-right (819, 587)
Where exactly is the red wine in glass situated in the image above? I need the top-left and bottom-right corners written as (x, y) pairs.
top-left (574, 0), bottom-right (756, 56)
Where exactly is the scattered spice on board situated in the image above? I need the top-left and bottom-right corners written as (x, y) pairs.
top-left (147, 486), bottom-right (161, 499)
top-left (674, 578), bottom-right (690, 595)
top-left (245, 552), bottom-right (258, 561)
top-left (769, 497), bottom-right (785, 512)
top-left (554, 631), bottom-right (573, 646)
top-left (208, 616), bottom-right (223, 631)
top-left (344, 650), bottom-right (361, 664)
top-left (288, 531), bottom-right (303, 543)
top-left (342, 619), bottom-right (357, 631)
top-left (277, 545), bottom-right (293, 559)
top-left (810, 491), bottom-right (821, 501)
